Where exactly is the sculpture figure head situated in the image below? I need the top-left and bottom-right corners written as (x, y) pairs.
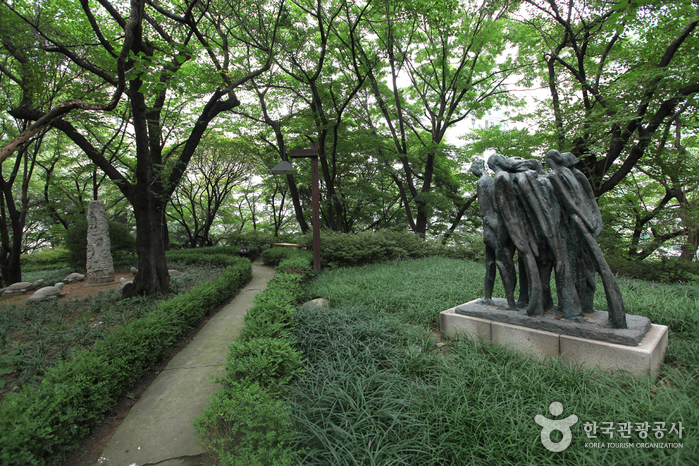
top-left (562, 152), bottom-right (579, 168)
top-left (487, 153), bottom-right (510, 173)
top-left (545, 149), bottom-right (564, 169)
top-left (470, 159), bottom-right (486, 177)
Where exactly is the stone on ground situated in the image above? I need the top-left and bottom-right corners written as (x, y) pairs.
top-left (28, 282), bottom-right (65, 302)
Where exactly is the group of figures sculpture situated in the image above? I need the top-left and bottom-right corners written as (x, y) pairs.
top-left (471, 150), bottom-right (627, 329)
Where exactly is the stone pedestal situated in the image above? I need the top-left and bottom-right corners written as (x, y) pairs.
top-left (440, 300), bottom-right (668, 378)
top-left (86, 200), bottom-right (115, 285)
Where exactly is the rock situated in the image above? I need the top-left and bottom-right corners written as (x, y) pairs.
top-left (168, 269), bottom-right (182, 277)
top-left (28, 282), bottom-right (65, 302)
top-left (120, 277), bottom-right (133, 289)
top-left (63, 273), bottom-right (85, 284)
top-left (130, 267), bottom-right (138, 276)
top-left (301, 298), bottom-right (329, 310)
top-left (3, 279), bottom-right (44, 295)
top-left (86, 200), bottom-right (115, 284)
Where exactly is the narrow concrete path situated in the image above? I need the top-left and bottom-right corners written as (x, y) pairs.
top-left (95, 262), bottom-right (275, 466)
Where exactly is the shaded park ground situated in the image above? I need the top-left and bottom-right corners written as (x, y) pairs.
top-left (0, 264), bottom-right (227, 400)
top-left (1, 246), bottom-right (698, 465)
top-left (284, 257), bottom-right (699, 465)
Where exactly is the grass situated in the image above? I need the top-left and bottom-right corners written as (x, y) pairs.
top-left (291, 257), bottom-right (699, 465)
top-left (0, 262), bottom-right (226, 398)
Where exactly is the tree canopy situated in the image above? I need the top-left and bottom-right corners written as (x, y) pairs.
top-left (1, 0), bottom-right (698, 289)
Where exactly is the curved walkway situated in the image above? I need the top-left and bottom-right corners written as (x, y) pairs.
top-left (95, 262), bottom-right (275, 466)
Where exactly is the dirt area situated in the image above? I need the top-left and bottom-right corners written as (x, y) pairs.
top-left (0, 272), bottom-right (134, 307)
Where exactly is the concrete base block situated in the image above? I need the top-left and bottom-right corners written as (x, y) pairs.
top-left (560, 324), bottom-right (668, 377)
top-left (440, 307), bottom-right (668, 377)
top-left (491, 322), bottom-right (559, 361)
top-left (440, 307), bottom-right (490, 341)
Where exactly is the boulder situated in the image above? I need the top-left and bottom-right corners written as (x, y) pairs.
top-left (28, 282), bottom-right (65, 302)
top-left (301, 298), bottom-right (330, 310)
top-left (120, 277), bottom-right (133, 289)
top-left (168, 269), bottom-right (182, 277)
top-left (130, 267), bottom-right (138, 276)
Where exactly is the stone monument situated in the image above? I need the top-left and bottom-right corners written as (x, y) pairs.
top-left (86, 200), bottom-right (116, 285)
top-left (440, 151), bottom-right (668, 377)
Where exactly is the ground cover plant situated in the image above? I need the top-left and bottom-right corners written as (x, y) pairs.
top-left (0, 249), bottom-right (252, 465)
top-left (195, 270), bottom-right (308, 465)
top-left (0, 262), bottom-right (226, 398)
top-left (291, 257), bottom-right (699, 465)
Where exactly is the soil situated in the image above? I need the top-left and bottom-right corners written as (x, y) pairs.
top-left (0, 272), bottom-right (134, 307)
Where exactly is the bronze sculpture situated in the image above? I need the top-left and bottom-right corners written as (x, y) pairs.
top-left (471, 151), bottom-right (627, 329)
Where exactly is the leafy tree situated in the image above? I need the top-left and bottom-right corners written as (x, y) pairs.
top-left (1, 0), bottom-right (284, 295)
top-left (0, 126), bottom-right (42, 285)
top-left (167, 136), bottom-right (255, 248)
top-left (341, 0), bottom-right (519, 236)
top-left (518, 0), bottom-right (699, 196)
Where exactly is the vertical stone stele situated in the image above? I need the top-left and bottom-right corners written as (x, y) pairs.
top-left (86, 200), bottom-right (115, 284)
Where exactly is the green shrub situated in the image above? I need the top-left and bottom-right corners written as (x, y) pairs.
top-left (0, 256), bottom-right (251, 465)
top-left (607, 256), bottom-right (699, 284)
top-left (64, 218), bottom-right (136, 270)
top-left (295, 230), bottom-right (483, 268)
top-left (194, 381), bottom-right (297, 466)
top-left (20, 248), bottom-right (70, 267)
top-left (224, 231), bottom-right (297, 259)
top-left (261, 247), bottom-right (311, 266)
top-left (222, 338), bottom-right (303, 394)
top-left (238, 304), bottom-right (297, 342)
top-left (275, 258), bottom-right (314, 281)
top-left (166, 250), bottom-right (242, 268)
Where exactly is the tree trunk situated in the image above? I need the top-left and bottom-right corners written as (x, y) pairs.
top-left (680, 227), bottom-right (699, 261)
top-left (125, 197), bottom-right (170, 296)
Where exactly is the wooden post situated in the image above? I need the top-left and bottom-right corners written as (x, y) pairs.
top-left (289, 143), bottom-right (322, 272)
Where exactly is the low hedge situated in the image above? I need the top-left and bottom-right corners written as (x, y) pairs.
top-left (261, 247), bottom-right (312, 267)
top-left (295, 230), bottom-right (484, 268)
top-left (607, 255), bottom-right (699, 284)
top-left (195, 271), bottom-right (305, 465)
top-left (0, 256), bottom-right (252, 465)
top-left (224, 231), bottom-right (299, 259)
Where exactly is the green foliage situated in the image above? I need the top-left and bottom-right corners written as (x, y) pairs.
top-left (64, 219), bottom-right (136, 270)
top-left (224, 231), bottom-right (288, 258)
top-left (194, 381), bottom-right (297, 466)
top-left (20, 248), bottom-right (70, 268)
top-left (238, 274), bottom-right (304, 342)
top-left (607, 256), bottom-right (699, 284)
top-left (222, 338), bottom-right (303, 395)
top-left (275, 258), bottom-right (314, 281)
top-left (166, 247), bottom-right (245, 268)
top-left (0, 256), bottom-right (251, 465)
top-left (290, 257), bottom-right (699, 465)
top-left (260, 247), bottom-right (310, 267)
top-left (296, 230), bottom-right (483, 269)
top-left (195, 271), bottom-right (304, 465)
